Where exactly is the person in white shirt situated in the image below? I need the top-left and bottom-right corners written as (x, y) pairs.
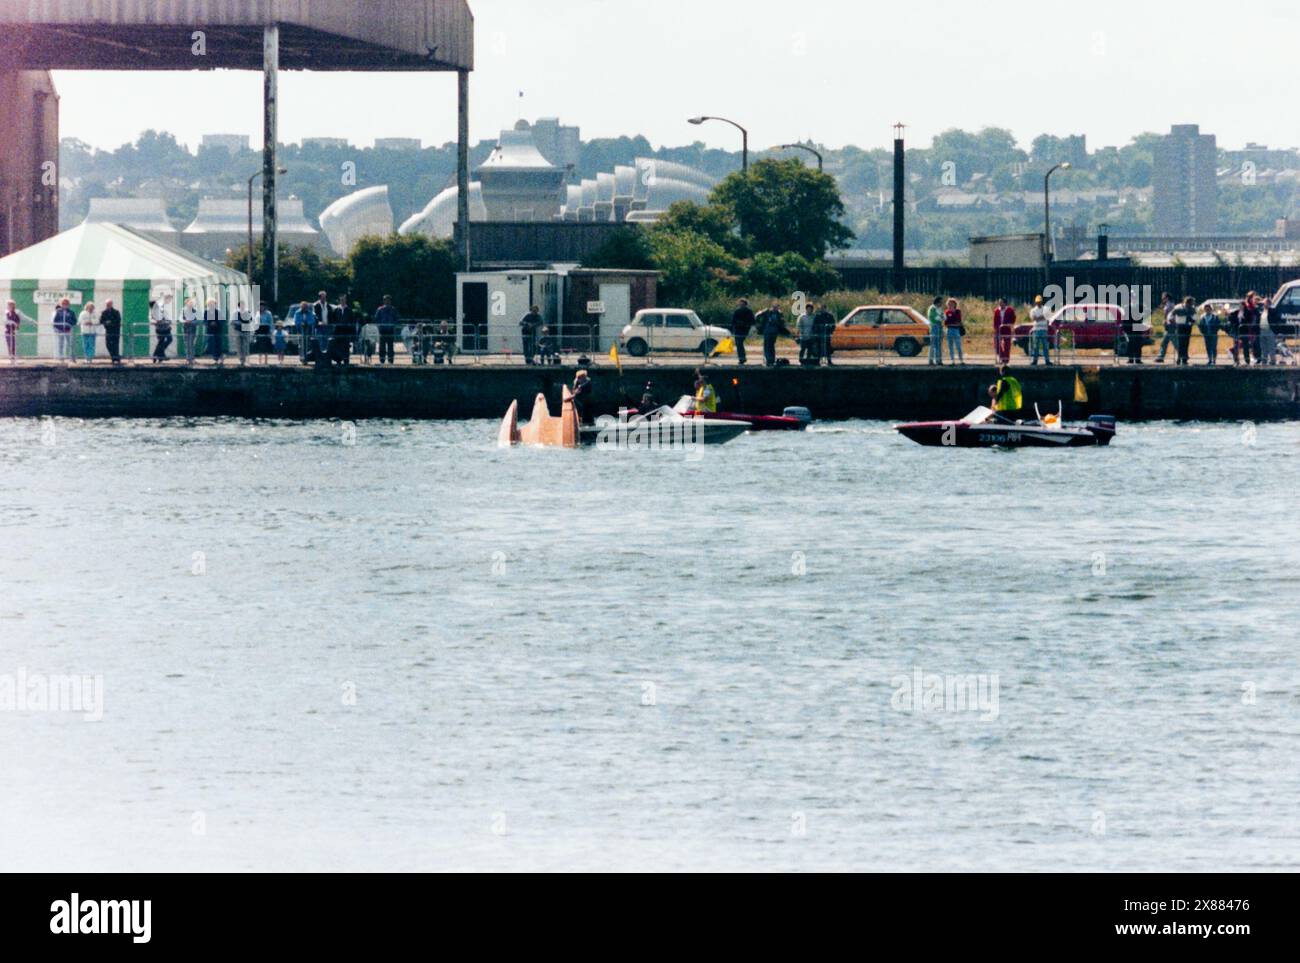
top-left (78, 303), bottom-right (99, 363)
top-left (151, 296), bottom-right (174, 364)
top-left (233, 302), bottom-right (256, 366)
top-left (1029, 296), bottom-right (1053, 366)
top-left (181, 298), bottom-right (200, 365)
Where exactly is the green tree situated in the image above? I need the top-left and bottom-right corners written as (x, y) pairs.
top-left (348, 233), bottom-right (459, 320)
top-left (226, 242), bottom-right (350, 314)
top-left (583, 226), bottom-right (656, 270)
top-left (648, 229), bottom-right (742, 304)
top-left (651, 201), bottom-right (746, 255)
top-left (711, 158), bottom-right (853, 261)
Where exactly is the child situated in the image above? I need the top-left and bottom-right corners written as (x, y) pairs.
top-left (273, 322), bottom-right (287, 365)
top-left (537, 326), bottom-right (556, 365)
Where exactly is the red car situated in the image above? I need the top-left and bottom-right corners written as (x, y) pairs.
top-left (1013, 303), bottom-right (1152, 354)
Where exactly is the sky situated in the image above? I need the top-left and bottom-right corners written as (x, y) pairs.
top-left (52, 0), bottom-right (1300, 154)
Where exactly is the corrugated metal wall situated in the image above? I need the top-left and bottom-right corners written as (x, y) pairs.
top-left (0, 0), bottom-right (474, 69)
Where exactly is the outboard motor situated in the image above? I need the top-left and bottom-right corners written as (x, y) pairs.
top-left (1086, 415), bottom-right (1117, 446)
top-left (783, 406), bottom-right (813, 426)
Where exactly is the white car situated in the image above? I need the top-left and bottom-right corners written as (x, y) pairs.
top-left (620, 309), bottom-right (731, 357)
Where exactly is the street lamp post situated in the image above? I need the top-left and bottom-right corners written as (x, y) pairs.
top-left (689, 116), bottom-right (749, 171)
top-left (778, 143), bottom-right (823, 171)
top-left (1043, 162), bottom-right (1072, 281)
top-left (248, 166), bottom-right (287, 295)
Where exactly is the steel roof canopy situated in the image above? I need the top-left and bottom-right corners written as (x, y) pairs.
top-left (0, 0), bottom-right (474, 71)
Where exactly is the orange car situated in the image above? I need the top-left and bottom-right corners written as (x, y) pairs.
top-left (831, 306), bottom-right (932, 357)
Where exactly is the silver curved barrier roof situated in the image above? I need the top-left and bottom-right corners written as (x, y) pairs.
top-left (398, 182), bottom-right (486, 240)
top-left (318, 186), bottom-right (395, 254)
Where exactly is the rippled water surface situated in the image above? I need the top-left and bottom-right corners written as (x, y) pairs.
top-left (1, 417), bottom-right (1297, 871)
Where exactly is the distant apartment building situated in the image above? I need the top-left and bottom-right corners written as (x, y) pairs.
top-left (374, 138), bottom-right (422, 151)
top-left (527, 118), bottom-right (581, 174)
top-left (1224, 143), bottom-right (1300, 171)
top-left (1153, 124), bottom-right (1217, 235)
top-left (201, 134), bottom-right (250, 155)
top-left (301, 137), bottom-right (350, 150)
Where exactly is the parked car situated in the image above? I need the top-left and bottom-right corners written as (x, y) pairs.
top-left (621, 309), bottom-right (732, 357)
top-left (1267, 282), bottom-right (1300, 337)
top-left (831, 305), bottom-right (931, 357)
top-left (1013, 303), bottom-right (1152, 354)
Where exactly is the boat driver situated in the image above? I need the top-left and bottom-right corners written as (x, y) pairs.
top-left (693, 370), bottom-right (719, 413)
top-left (989, 365), bottom-right (1024, 423)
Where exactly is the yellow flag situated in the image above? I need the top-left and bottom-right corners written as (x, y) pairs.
top-left (1074, 372), bottom-right (1089, 404)
top-left (609, 342), bottom-right (622, 374)
top-left (712, 338), bottom-right (736, 357)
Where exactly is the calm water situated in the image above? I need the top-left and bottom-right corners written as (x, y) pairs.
top-left (1, 416), bottom-right (1297, 872)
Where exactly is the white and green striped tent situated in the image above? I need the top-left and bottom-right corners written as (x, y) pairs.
top-left (0, 222), bottom-right (249, 359)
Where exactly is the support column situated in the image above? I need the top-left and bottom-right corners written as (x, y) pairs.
top-left (457, 69), bottom-right (471, 272)
top-left (263, 23), bottom-right (279, 307)
top-left (892, 126), bottom-right (906, 289)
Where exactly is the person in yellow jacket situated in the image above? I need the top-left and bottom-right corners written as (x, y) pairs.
top-left (693, 369), bottom-right (719, 413)
top-left (988, 364), bottom-right (1024, 422)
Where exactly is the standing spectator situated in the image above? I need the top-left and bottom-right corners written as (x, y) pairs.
top-left (100, 299), bottom-right (123, 365)
top-left (1237, 292), bottom-right (1260, 366)
top-left (731, 298), bottom-right (755, 366)
top-left (1122, 310), bottom-right (1145, 364)
top-left (992, 298), bottom-right (1016, 365)
top-left (374, 296), bottom-right (399, 366)
top-left (359, 318), bottom-right (379, 364)
top-left (759, 302), bottom-right (786, 367)
top-left (311, 291), bottom-right (332, 357)
top-left (295, 300), bottom-right (314, 362)
top-left (797, 302), bottom-right (816, 366)
top-left (814, 302), bottom-right (837, 366)
top-left (256, 302), bottom-right (275, 362)
top-left (1029, 296), bottom-right (1052, 366)
top-left (204, 298), bottom-right (225, 366)
top-left (273, 322), bottom-right (288, 364)
top-left (332, 293), bottom-right (353, 365)
top-left (1172, 297), bottom-right (1196, 365)
top-left (1199, 302), bottom-right (1220, 366)
top-left (5, 300), bottom-right (22, 363)
top-left (52, 298), bottom-right (76, 364)
top-left (181, 298), bottom-right (200, 365)
top-left (927, 296), bottom-right (945, 366)
top-left (1259, 297), bottom-right (1278, 366)
top-left (233, 302), bottom-right (257, 366)
top-left (437, 320), bottom-right (456, 365)
top-left (78, 302), bottom-right (99, 363)
top-left (152, 298), bottom-right (173, 364)
top-left (519, 305), bottom-right (542, 365)
top-left (944, 298), bottom-right (965, 365)
top-left (1155, 291), bottom-right (1177, 363)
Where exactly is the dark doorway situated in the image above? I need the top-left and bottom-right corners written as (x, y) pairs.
top-left (462, 282), bottom-right (488, 352)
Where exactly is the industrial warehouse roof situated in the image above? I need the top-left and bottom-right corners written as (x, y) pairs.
top-left (184, 198), bottom-right (318, 235)
top-left (0, 0), bottom-right (474, 71)
top-left (0, 223), bottom-right (247, 285)
top-left (83, 198), bottom-right (179, 235)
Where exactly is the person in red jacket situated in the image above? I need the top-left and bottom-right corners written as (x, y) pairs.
top-left (992, 298), bottom-right (1016, 365)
